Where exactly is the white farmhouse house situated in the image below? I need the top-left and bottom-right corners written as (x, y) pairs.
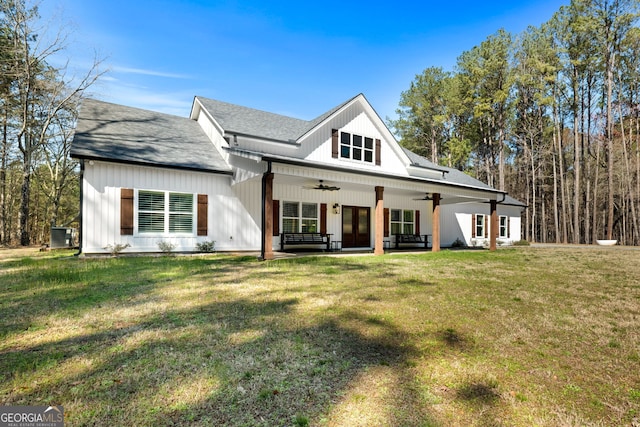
top-left (70, 94), bottom-right (524, 258)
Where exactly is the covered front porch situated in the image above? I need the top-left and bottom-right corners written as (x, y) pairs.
top-left (254, 163), bottom-right (504, 260)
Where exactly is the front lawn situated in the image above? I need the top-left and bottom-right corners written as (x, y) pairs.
top-left (1, 247), bottom-right (639, 426)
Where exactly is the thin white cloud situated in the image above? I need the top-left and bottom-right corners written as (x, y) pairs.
top-left (99, 75), bottom-right (118, 82)
top-left (112, 65), bottom-right (191, 79)
top-left (90, 81), bottom-right (192, 117)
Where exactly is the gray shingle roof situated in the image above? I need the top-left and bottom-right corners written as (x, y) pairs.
top-left (195, 95), bottom-right (356, 142)
top-left (403, 148), bottom-right (494, 190)
top-left (402, 148), bottom-right (451, 174)
top-left (402, 147), bottom-right (526, 206)
top-left (70, 99), bottom-right (232, 173)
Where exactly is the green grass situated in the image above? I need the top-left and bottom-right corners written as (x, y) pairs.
top-left (1, 247), bottom-right (639, 426)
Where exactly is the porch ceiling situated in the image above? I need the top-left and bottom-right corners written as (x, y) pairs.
top-left (226, 146), bottom-right (504, 202)
top-left (272, 171), bottom-right (499, 203)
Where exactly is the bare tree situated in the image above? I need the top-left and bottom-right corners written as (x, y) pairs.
top-left (1, 0), bottom-right (103, 245)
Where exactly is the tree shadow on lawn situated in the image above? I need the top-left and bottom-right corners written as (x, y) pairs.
top-left (0, 255), bottom-right (262, 338)
top-left (1, 255), bottom-right (512, 426)
top-left (2, 294), bottom-right (441, 426)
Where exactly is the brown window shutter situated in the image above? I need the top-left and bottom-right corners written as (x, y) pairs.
top-left (272, 200), bottom-right (280, 236)
top-left (484, 215), bottom-right (489, 238)
top-left (120, 188), bottom-right (134, 235)
top-left (415, 210), bottom-right (420, 234)
top-left (384, 208), bottom-right (390, 238)
top-left (471, 214), bottom-right (476, 238)
top-left (320, 203), bottom-right (327, 234)
top-left (197, 194), bottom-right (208, 236)
top-left (331, 129), bottom-right (339, 158)
top-left (375, 138), bottom-right (381, 166)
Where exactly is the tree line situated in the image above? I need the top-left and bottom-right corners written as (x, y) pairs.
top-left (390, 0), bottom-right (640, 245)
top-left (0, 0), bottom-right (101, 247)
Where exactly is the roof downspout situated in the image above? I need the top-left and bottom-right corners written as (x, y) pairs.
top-left (74, 159), bottom-right (84, 256)
top-left (260, 161), bottom-right (272, 260)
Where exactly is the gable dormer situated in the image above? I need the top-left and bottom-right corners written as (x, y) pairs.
top-left (297, 94), bottom-right (412, 175)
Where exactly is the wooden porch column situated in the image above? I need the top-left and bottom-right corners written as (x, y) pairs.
top-left (490, 199), bottom-right (498, 251)
top-left (262, 172), bottom-right (275, 260)
top-left (374, 186), bottom-right (384, 255)
top-left (432, 193), bottom-right (441, 252)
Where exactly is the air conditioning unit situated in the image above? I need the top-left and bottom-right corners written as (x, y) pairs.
top-left (50, 227), bottom-right (77, 249)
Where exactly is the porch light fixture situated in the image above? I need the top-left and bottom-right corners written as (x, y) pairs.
top-left (333, 203), bottom-right (340, 214)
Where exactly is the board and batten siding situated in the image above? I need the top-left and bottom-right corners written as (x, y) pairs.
top-left (81, 161), bottom-right (261, 253)
top-left (441, 203), bottom-right (522, 247)
top-left (82, 162), bottom-right (519, 253)
top-left (304, 107), bottom-right (408, 175)
top-left (220, 100), bottom-right (410, 178)
top-left (383, 193), bottom-right (434, 234)
top-left (270, 172), bottom-right (433, 249)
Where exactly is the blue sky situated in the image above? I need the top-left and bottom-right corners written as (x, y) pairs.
top-left (39, 0), bottom-right (567, 121)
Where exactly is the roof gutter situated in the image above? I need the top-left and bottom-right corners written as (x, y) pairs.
top-left (226, 131), bottom-right (300, 146)
top-left (70, 155), bottom-right (235, 176)
top-left (408, 162), bottom-right (449, 175)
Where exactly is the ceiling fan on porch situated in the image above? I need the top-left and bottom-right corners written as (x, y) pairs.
top-left (304, 180), bottom-right (341, 191)
top-left (413, 193), bottom-right (435, 200)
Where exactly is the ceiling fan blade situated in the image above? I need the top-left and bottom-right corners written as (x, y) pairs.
top-left (307, 180), bottom-right (340, 191)
top-left (412, 193), bottom-right (433, 200)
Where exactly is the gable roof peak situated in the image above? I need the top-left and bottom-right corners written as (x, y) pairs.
top-left (194, 94), bottom-right (372, 144)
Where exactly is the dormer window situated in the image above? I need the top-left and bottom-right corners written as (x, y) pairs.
top-left (332, 129), bottom-right (381, 165)
top-left (341, 132), bottom-right (374, 163)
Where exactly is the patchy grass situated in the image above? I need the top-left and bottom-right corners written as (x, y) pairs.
top-left (1, 247), bottom-right (639, 426)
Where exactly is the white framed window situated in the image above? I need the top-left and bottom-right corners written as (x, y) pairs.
top-left (475, 214), bottom-right (485, 238)
top-left (390, 209), bottom-right (415, 235)
top-left (340, 131), bottom-right (375, 163)
top-left (137, 190), bottom-right (194, 234)
top-left (499, 216), bottom-right (508, 238)
top-left (282, 202), bottom-right (318, 233)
